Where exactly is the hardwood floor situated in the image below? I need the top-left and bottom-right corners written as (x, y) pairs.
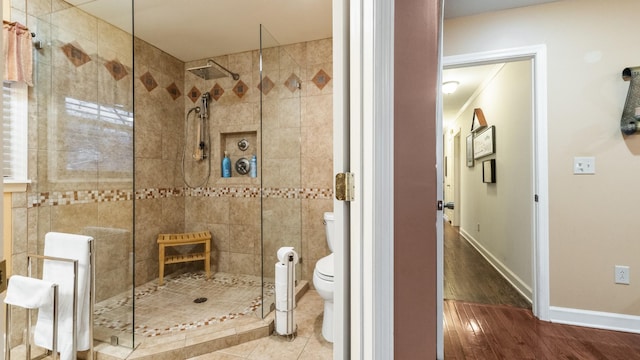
top-left (444, 221), bottom-right (530, 308)
top-left (443, 222), bottom-right (640, 359)
top-left (444, 300), bottom-right (640, 359)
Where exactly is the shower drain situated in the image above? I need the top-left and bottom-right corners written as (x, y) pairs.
top-left (194, 297), bottom-right (208, 303)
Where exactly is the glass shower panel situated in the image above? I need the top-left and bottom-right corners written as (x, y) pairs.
top-left (259, 24), bottom-right (303, 318)
top-left (12, 0), bottom-right (135, 350)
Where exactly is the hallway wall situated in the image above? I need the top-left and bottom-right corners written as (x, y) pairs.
top-left (445, 0), bottom-right (640, 317)
top-left (444, 60), bottom-right (533, 300)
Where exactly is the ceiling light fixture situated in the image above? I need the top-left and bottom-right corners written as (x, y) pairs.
top-left (442, 81), bottom-right (459, 94)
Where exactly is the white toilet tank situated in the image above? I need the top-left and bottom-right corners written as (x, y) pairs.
top-left (324, 212), bottom-right (335, 252)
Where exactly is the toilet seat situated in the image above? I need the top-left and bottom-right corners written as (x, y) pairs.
top-left (315, 253), bottom-right (334, 281)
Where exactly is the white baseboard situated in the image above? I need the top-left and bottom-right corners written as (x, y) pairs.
top-left (549, 306), bottom-right (640, 334)
top-left (459, 229), bottom-right (533, 303)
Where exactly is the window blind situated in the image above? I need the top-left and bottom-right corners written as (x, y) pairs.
top-left (2, 81), bottom-right (28, 182)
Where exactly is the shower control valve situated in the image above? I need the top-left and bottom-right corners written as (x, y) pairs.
top-left (238, 139), bottom-right (249, 151)
top-left (235, 158), bottom-right (250, 175)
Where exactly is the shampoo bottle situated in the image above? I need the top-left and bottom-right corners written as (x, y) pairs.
top-left (222, 151), bottom-right (231, 178)
top-left (249, 155), bottom-right (257, 178)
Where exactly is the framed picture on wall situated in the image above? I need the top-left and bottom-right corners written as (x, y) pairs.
top-left (473, 126), bottom-right (495, 159)
top-left (466, 134), bottom-right (474, 167)
top-left (483, 159), bottom-right (496, 183)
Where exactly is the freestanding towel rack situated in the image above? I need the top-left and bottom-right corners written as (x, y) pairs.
top-left (4, 238), bottom-right (95, 360)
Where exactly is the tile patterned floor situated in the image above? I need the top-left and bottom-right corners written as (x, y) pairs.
top-left (188, 290), bottom-right (333, 360)
top-left (7, 272), bottom-right (331, 359)
top-left (94, 271), bottom-right (275, 346)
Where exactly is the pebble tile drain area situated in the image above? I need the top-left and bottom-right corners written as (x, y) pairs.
top-left (94, 271), bottom-right (275, 339)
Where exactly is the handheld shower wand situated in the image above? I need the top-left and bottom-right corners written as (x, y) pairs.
top-left (193, 93), bottom-right (211, 160)
top-left (181, 96), bottom-right (212, 188)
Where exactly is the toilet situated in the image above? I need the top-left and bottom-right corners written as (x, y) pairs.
top-left (313, 212), bottom-right (336, 343)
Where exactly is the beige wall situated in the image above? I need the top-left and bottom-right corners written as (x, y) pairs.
top-left (133, 37), bottom-right (186, 285)
top-left (445, 0), bottom-right (640, 315)
top-left (444, 60), bottom-right (534, 299)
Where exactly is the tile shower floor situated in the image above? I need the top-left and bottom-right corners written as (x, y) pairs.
top-left (94, 271), bottom-right (275, 344)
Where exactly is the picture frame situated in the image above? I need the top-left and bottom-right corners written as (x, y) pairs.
top-left (473, 125), bottom-right (495, 159)
top-left (466, 134), bottom-right (474, 167)
top-left (482, 159), bottom-right (496, 183)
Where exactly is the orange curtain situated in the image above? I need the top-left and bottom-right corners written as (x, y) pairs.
top-left (3, 21), bottom-right (33, 86)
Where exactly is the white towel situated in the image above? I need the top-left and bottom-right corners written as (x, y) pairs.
top-left (34, 232), bottom-right (92, 360)
top-left (5, 275), bottom-right (56, 309)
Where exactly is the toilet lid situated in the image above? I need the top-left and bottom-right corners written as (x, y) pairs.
top-left (316, 253), bottom-right (334, 278)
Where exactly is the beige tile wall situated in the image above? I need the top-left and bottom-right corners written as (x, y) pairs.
top-left (181, 39), bottom-right (334, 283)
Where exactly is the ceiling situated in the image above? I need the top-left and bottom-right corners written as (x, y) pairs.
top-left (66, 0), bottom-right (559, 117)
top-left (66, 0), bottom-right (560, 62)
top-left (442, 64), bottom-right (502, 121)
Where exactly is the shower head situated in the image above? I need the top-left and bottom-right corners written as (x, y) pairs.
top-left (187, 64), bottom-right (228, 80)
top-left (187, 59), bottom-right (240, 81)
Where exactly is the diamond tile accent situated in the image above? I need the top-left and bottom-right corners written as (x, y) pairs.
top-left (211, 83), bottom-right (224, 101)
top-left (188, 86), bottom-right (201, 103)
top-left (61, 43), bottom-right (91, 67)
top-left (232, 80), bottom-right (248, 98)
top-left (166, 82), bottom-right (181, 100)
top-left (312, 69), bottom-right (331, 90)
top-left (104, 60), bottom-right (128, 81)
top-left (258, 76), bottom-right (275, 95)
top-left (284, 73), bottom-right (301, 92)
top-left (139, 72), bottom-right (157, 92)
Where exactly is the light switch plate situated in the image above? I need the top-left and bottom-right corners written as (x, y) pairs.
top-left (574, 156), bottom-right (595, 174)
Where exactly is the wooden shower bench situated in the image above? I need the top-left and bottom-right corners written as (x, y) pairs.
top-left (157, 231), bottom-right (211, 285)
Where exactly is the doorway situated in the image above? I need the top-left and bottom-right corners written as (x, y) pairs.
top-left (437, 45), bottom-right (550, 358)
top-left (443, 59), bottom-right (533, 308)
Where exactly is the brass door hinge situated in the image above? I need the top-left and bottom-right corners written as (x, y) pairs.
top-left (335, 172), bottom-right (355, 201)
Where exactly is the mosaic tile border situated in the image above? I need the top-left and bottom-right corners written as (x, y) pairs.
top-left (27, 187), bottom-right (333, 208)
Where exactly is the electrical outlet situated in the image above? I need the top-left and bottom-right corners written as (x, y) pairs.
top-left (574, 156), bottom-right (596, 174)
top-left (615, 265), bottom-right (630, 285)
top-left (0, 259), bottom-right (6, 292)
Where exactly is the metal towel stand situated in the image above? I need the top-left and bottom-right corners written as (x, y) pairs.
top-left (4, 239), bottom-right (95, 360)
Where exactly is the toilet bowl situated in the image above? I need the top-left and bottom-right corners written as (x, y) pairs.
top-left (313, 253), bottom-right (334, 342)
top-left (313, 212), bottom-right (336, 343)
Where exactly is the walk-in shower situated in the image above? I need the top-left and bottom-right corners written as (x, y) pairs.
top-left (187, 59), bottom-right (240, 80)
top-left (10, 0), bottom-right (332, 355)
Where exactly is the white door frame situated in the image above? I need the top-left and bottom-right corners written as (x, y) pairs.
top-left (437, 44), bottom-right (550, 356)
top-left (335, 0), bottom-right (395, 358)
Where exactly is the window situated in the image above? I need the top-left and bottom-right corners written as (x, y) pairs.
top-left (2, 81), bottom-right (28, 184)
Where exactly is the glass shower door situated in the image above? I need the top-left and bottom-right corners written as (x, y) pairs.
top-left (23, 0), bottom-right (135, 349)
top-left (259, 24), bottom-right (303, 318)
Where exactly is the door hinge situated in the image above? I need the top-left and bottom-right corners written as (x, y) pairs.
top-left (534, 194), bottom-right (539, 202)
top-left (335, 172), bottom-right (355, 201)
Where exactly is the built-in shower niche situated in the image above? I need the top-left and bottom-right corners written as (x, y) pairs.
top-left (218, 128), bottom-right (259, 182)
